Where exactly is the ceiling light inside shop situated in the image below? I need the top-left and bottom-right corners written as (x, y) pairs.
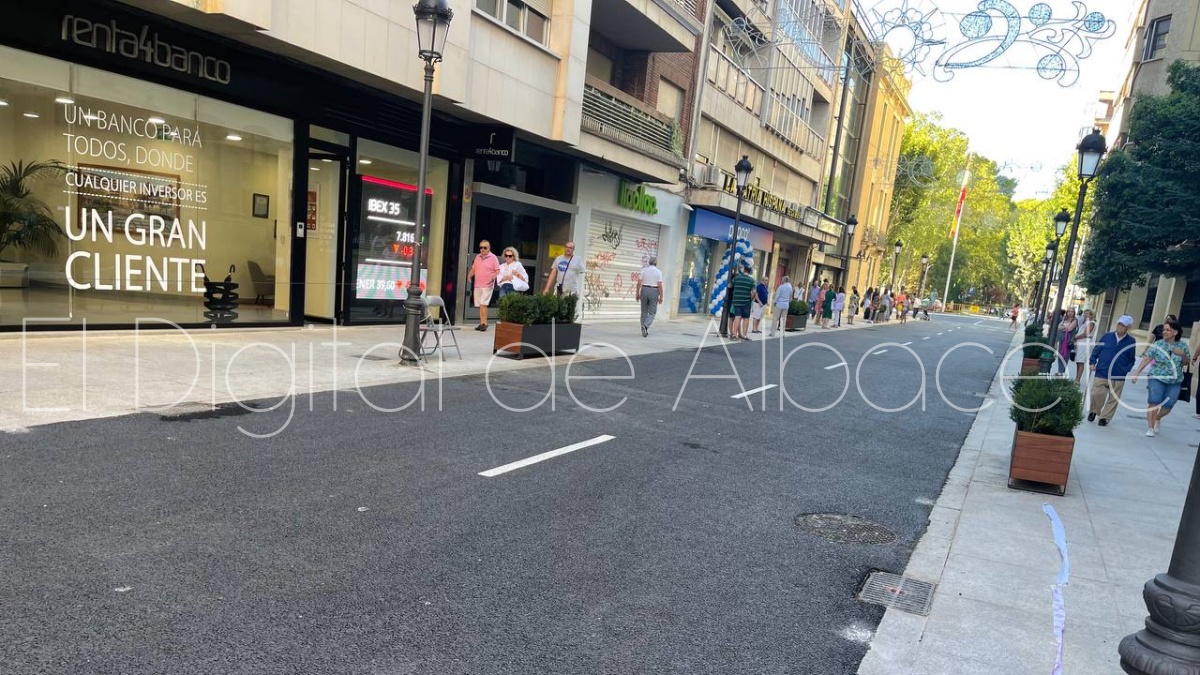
top-left (359, 159), bottom-right (373, 165)
top-left (82, 113), bottom-right (99, 121)
top-left (22, 112), bottom-right (39, 118)
top-left (148, 117), bottom-right (166, 124)
top-left (54, 96), bottom-right (74, 105)
top-left (225, 133), bottom-right (242, 141)
top-left (0, 100), bottom-right (9, 107)
top-left (321, 158), bottom-right (333, 163)
top-left (310, 167), bottom-right (320, 171)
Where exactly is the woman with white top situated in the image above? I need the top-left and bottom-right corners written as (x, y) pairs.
top-left (1072, 308), bottom-right (1097, 387)
top-left (496, 246), bottom-right (529, 297)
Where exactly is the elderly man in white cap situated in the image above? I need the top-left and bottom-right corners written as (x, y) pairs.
top-left (1087, 314), bottom-right (1138, 427)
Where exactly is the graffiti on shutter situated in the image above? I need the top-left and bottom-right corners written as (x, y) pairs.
top-left (584, 218), bottom-right (661, 320)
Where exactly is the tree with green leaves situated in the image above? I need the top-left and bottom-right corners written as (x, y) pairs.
top-left (1079, 60), bottom-right (1200, 292)
top-left (885, 113), bottom-right (1022, 304)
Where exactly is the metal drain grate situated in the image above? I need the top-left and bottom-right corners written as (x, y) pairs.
top-left (794, 513), bottom-right (897, 545)
top-left (858, 571), bottom-right (937, 616)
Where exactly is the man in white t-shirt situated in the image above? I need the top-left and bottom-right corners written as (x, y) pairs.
top-left (543, 241), bottom-right (584, 297)
top-left (638, 257), bottom-right (664, 337)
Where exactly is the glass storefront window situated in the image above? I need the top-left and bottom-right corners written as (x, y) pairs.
top-left (0, 46), bottom-right (293, 327)
top-left (348, 139), bottom-right (448, 323)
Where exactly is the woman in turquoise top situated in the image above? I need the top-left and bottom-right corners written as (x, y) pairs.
top-left (1131, 319), bottom-right (1192, 437)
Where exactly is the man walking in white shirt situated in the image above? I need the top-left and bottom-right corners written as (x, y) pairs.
top-left (639, 257), bottom-right (664, 337)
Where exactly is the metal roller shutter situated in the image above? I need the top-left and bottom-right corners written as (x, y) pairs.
top-left (582, 217), bottom-right (662, 321)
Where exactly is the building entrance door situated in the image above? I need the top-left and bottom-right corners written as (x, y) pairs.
top-left (304, 148), bottom-right (349, 321)
top-left (465, 204), bottom-right (543, 323)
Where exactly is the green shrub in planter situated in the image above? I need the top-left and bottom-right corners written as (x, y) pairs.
top-left (498, 293), bottom-right (579, 325)
top-left (788, 299), bottom-right (808, 316)
top-left (1022, 335), bottom-right (1050, 359)
top-left (1009, 377), bottom-right (1083, 437)
top-left (1024, 322), bottom-right (1042, 340)
top-left (498, 293), bottom-right (535, 324)
top-left (557, 293), bottom-right (578, 323)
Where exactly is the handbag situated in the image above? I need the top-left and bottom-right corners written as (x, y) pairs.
top-left (1180, 365), bottom-right (1192, 404)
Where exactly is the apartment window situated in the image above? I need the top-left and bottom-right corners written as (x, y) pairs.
top-left (657, 79), bottom-right (684, 120)
top-left (477, 0), bottom-right (550, 44)
top-left (1143, 16), bottom-right (1171, 60)
top-left (586, 48), bottom-right (614, 84)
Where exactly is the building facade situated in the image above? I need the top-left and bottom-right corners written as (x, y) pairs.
top-left (0, 0), bottom-right (701, 330)
top-left (676, 0), bottom-right (848, 316)
top-left (1094, 0), bottom-right (1199, 336)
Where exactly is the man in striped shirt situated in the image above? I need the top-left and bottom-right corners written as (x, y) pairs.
top-left (730, 264), bottom-right (757, 341)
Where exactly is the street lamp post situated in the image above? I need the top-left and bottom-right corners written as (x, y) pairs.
top-left (843, 214), bottom-right (858, 289)
top-left (889, 239), bottom-right (903, 293)
top-left (1039, 209), bottom-right (1070, 327)
top-left (1120, 441), bottom-right (1200, 674)
top-left (718, 155), bottom-right (753, 338)
top-left (1034, 242), bottom-right (1052, 321)
top-left (918, 253), bottom-right (930, 298)
top-left (1046, 129), bottom-right (1106, 351)
top-left (401, 0), bottom-right (453, 363)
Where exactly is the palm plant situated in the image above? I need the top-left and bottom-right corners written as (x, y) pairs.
top-left (0, 160), bottom-right (66, 260)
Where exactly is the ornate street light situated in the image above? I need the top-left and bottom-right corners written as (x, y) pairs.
top-left (401, 0), bottom-right (453, 363)
top-left (918, 253), bottom-right (930, 297)
top-left (889, 238), bottom-right (903, 293)
top-left (843, 214), bottom-right (858, 289)
top-left (1121, 441), bottom-right (1200, 674)
top-left (1054, 208), bottom-right (1070, 239)
top-left (1047, 129), bottom-right (1106, 355)
top-left (719, 155), bottom-right (753, 338)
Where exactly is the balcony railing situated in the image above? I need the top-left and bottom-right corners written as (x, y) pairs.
top-left (706, 46), bottom-right (827, 161)
top-left (582, 80), bottom-right (684, 166)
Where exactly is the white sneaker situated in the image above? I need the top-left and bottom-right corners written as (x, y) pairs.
top-left (1145, 429), bottom-right (1156, 437)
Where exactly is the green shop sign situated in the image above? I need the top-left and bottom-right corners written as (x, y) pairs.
top-left (617, 180), bottom-right (658, 215)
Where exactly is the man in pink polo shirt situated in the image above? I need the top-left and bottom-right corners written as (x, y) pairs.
top-left (467, 239), bottom-right (500, 331)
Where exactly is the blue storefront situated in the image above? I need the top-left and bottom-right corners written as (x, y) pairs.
top-left (678, 208), bottom-right (774, 315)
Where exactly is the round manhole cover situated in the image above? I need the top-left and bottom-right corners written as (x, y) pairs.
top-left (794, 513), bottom-right (897, 545)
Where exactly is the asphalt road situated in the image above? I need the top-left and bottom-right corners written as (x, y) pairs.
top-left (0, 314), bottom-right (1018, 675)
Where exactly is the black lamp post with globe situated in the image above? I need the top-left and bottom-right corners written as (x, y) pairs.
top-left (401, 0), bottom-right (453, 363)
top-left (1046, 129), bottom-right (1106, 350)
top-left (1039, 208), bottom-right (1070, 327)
top-left (718, 155), bottom-right (753, 338)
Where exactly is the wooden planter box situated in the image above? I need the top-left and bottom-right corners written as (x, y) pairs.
top-left (786, 314), bottom-right (808, 331)
top-left (1021, 357), bottom-right (1040, 372)
top-left (1009, 428), bottom-right (1074, 495)
top-left (494, 321), bottom-right (582, 359)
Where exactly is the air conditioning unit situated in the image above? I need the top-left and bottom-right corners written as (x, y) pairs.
top-left (701, 164), bottom-right (723, 186)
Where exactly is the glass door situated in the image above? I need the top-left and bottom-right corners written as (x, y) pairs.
top-left (465, 204), bottom-right (542, 322)
top-left (304, 150), bottom-right (348, 321)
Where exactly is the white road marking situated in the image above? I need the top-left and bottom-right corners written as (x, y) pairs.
top-left (937, 332), bottom-right (944, 336)
top-left (824, 362), bottom-right (847, 370)
top-left (732, 384), bottom-right (778, 399)
top-left (922, 336), bottom-right (930, 340)
top-left (973, 320), bottom-right (983, 325)
top-left (902, 341), bottom-right (913, 346)
top-left (873, 349), bottom-right (888, 355)
top-left (480, 435), bottom-right (616, 477)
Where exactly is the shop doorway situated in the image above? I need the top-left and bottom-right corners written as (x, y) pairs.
top-left (464, 204), bottom-right (544, 323)
top-left (303, 147), bottom-right (350, 321)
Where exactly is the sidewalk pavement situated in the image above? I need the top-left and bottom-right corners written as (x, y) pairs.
top-left (0, 313), bottom-right (873, 430)
top-left (4, 312), bottom-right (1191, 675)
top-left (857, 328), bottom-right (1199, 675)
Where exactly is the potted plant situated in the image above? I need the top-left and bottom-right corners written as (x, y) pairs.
top-left (1022, 336), bottom-right (1051, 372)
top-left (494, 293), bottom-right (581, 359)
top-left (0, 160), bottom-right (66, 287)
top-left (1008, 376), bottom-right (1083, 495)
top-left (786, 299), bottom-right (809, 331)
